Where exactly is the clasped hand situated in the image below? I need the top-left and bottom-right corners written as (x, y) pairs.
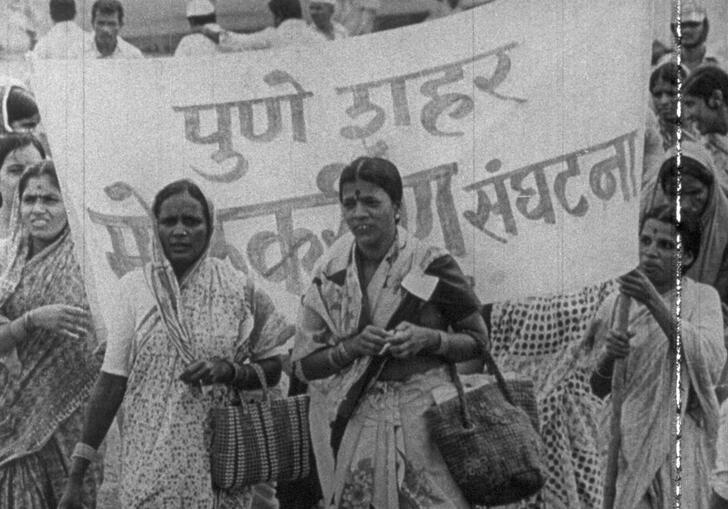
top-left (179, 357), bottom-right (233, 385)
top-left (348, 322), bottom-right (438, 359)
top-left (604, 329), bottom-right (634, 360)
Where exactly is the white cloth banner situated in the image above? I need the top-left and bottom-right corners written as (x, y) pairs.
top-left (31, 0), bottom-right (651, 327)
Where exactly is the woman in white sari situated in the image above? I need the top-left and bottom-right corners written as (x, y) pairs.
top-left (584, 204), bottom-right (725, 508)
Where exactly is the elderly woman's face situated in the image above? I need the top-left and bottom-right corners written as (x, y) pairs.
top-left (341, 179), bottom-right (398, 252)
top-left (0, 143), bottom-right (43, 208)
top-left (20, 175), bottom-right (67, 242)
top-left (157, 191), bottom-right (209, 273)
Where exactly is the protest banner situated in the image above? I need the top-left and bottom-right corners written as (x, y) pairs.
top-left (30, 0), bottom-right (651, 332)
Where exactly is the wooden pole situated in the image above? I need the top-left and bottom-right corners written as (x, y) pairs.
top-left (602, 294), bottom-right (631, 509)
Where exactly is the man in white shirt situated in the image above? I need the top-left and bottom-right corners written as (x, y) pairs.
top-left (308, 0), bottom-right (348, 40)
top-left (85, 0), bottom-right (143, 59)
top-left (31, 0), bottom-right (86, 59)
top-left (214, 0), bottom-right (323, 52)
top-left (174, 0), bottom-right (221, 57)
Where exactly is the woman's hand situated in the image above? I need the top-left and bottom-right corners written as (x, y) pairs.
top-left (388, 321), bottom-right (439, 359)
top-left (604, 329), bottom-right (633, 360)
top-left (347, 325), bottom-right (390, 357)
top-left (31, 304), bottom-right (89, 340)
top-left (618, 269), bottom-right (660, 307)
top-left (179, 357), bottom-right (233, 386)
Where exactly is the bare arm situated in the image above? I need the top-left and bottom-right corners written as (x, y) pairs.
top-left (59, 372), bottom-right (126, 508)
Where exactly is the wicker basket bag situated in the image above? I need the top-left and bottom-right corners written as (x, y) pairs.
top-left (210, 363), bottom-right (312, 490)
top-left (424, 350), bottom-right (546, 506)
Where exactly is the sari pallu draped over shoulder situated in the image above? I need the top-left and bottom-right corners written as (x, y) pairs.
top-left (292, 227), bottom-right (483, 504)
top-left (0, 227), bottom-right (100, 467)
top-left (583, 279), bottom-right (724, 509)
top-left (641, 141), bottom-right (728, 304)
top-left (113, 194), bottom-right (293, 509)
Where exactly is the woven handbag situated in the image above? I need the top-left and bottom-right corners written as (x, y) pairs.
top-left (424, 350), bottom-right (546, 506)
top-left (210, 363), bottom-right (312, 490)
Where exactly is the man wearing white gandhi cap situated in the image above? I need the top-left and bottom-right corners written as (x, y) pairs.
top-left (656, 0), bottom-right (723, 74)
top-left (173, 0), bottom-right (222, 56)
top-left (308, 0), bottom-right (349, 41)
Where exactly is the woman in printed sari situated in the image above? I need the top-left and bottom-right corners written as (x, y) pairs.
top-left (292, 156), bottom-right (489, 508)
top-left (584, 205), bottom-right (725, 508)
top-left (59, 179), bottom-right (293, 508)
top-left (642, 140), bottom-right (728, 306)
top-left (0, 160), bottom-right (101, 507)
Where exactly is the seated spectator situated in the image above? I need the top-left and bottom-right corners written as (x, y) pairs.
top-left (30, 0), bottom-right (87, 60)
top-left (174, 0), bottom-right (222, 57)
top-left (585, 205), bottom-right (724, 509)
top-left (85, 0), bottom-right (143, 59)
top-left (684, 65), bottom-right (728, 191)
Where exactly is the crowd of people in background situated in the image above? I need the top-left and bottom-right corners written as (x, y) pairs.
top-left (1, 0), bottom-right (728, 508)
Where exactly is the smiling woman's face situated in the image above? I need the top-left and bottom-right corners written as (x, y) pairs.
top-left (340, 178), bottom-right (398, 253)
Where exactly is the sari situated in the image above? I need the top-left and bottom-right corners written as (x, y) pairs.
top-left (582, 278), bottom-right (725, 508)
top-left (292, 227), bottom-right (484, 509)
top-left (0, 226), bottom-right (102, 508)
top-left (101, 201), bottom-right (293, 508)
top-left (641, 141), bottom-right (728, 305)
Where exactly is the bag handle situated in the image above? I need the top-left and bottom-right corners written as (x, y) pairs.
top-left (446, 347), bottom-right (516, 429)
top-left (248, 362), bottom-right (271, 403)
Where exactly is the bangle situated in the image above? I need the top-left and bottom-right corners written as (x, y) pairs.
top-left (71, 442), bottom-right (101, 463)
top-left (433, 330), bottom-right (449, 356)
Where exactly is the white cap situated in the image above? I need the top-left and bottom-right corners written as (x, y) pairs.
top-left (311, 0), bottom-right (336, 5)
top-left (681, 0), bottom-right (707, 23)
top-left (186, 0), bottom-right (215, 17)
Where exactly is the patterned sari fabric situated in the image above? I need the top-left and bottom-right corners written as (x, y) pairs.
top-left (293, 228), bottom-right (483, 509)
top-left (115, 254), bottom-right (292, 508)
top-left (581, 278), bottom-right (724, 509)
top-left (487, 281), bottom-right (616, 509)
top-left (0, 228), bottom-right (102, 508)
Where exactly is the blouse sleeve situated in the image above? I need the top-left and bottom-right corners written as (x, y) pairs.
top-left (245, 280), bottom-right (295, 361)
top-left (100, 275), bottom-right (136, 377)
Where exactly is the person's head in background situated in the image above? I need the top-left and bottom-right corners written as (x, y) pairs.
top-left (50, 0), bottom-right (77, 23)
top-left (268, 0), bottom-right (303, 27)
top-left (0, 134), bottom-right (46, 218)
top-left (186, 0), bottom-right (216, 29)
top-left (683, 65), bottom-right (728, 136)
top-left (1, 83), bottom-right (40, 135)
top-left (309, 0), bottom-right (335, 33)
top-left (671, 1), bottom-right (709, 51)
top-left (91, 0), bottom-right (125, 56)
top-left (649, 63), bottom-right (683, 125)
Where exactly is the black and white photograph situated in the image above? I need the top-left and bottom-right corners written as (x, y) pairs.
top-left (1, 0), bottom-right (727, 507)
